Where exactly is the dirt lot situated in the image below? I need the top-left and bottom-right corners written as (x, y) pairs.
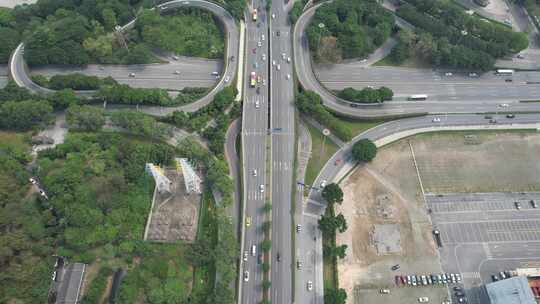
top-left (146, 168), bottom-right (201, 242)
top-left (337, 139), bottom-right (447, 304)
top-left (412, 132), bottom-right (540, 193)
top-left (336, 131), bottom-right (540, 304)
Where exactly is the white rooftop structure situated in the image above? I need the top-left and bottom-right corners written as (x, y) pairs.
top-left (145, 163), bottom-right (172, 194)
top-left (176, 158), bottom-right (202, 194)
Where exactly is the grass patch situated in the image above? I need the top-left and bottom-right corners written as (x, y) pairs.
top-left (373, 54), bottom-right (432, 69)
top-left (304, 123), bottom-right (339, 188)
top-left (335, 118), bottom-right (386, 137)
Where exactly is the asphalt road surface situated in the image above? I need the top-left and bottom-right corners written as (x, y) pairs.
top-left (428, 192), bottom-right (540, 304)
top-left (30, 57), bottom-right (222, 91)
top-left (0, 64), bottom-right (7, 88)
top-left (269, 1), bottom-right (295, 304)
top-left (9, 0), bottom-right (239, 115)
top-left (239, 2), bottom-right (270, 303)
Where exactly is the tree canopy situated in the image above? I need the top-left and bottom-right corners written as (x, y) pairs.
top-left (321, 183), bottom-right (344, 206)
top-left (352, 138), bottom-right (377, 162)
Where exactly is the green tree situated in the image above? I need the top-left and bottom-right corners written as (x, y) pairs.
top-left (324, 244), bottom-right (348, 259)
top-left (263, 202), bottom-right (272, 213)
top-left (65, 105), bottom-right (105, 131)
top-left (325, 288), bottom-right (347, 304)
top-left (101, 8), bottom-right (117, 31)
top-left (47, 89), bottom-right (79, 110)
top-left (0, 27), bottom-right (20, 63)
top-left (260, 240), bottom-right (272, 252)
top-left (262, 280), bottom-right (271, 290)
top-left (0, 100), bottom-right (53, 130)
top-left (261, 221), bottom-right (272, 234)
top-left (321, 183), bottom-right (344, 206)
top-left (352, 139), bottom-right (377, 162)
top-left (262, 262), bottom-right (270, 272)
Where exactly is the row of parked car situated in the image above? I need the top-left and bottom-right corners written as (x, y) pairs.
top-left (492, 270), bottom-right (517, 281)
top-left (395, 273), bottom-right (462, 286)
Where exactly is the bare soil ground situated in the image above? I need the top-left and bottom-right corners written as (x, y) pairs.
top-left (337, 131), bottom-right (540, 304)
top-left (146, 168), bottom-right (201, 242)
top-left (337, 139), bottom-right (447, 304)
top-left (412, 132), bottom-right (540, 193)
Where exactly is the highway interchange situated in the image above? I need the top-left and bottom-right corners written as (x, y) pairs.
top-left (6, 0), bottom-right (540, 303)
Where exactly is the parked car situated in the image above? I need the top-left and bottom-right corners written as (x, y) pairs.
top-left (418, 297), bottom-right (429, 303)
top-left (380, 289), bottom-right (390, 294)
top-left (391, 264), bottom-right (400, 271)
top-left (515, 201), bottom-right (521, 210)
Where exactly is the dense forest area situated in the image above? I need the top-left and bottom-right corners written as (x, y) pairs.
top-left (306, 0), bottom-right (395, 62)
top-left (393, 0), bottom-right (528, 70)
top-left (0, 0), bottom-right (229, 66)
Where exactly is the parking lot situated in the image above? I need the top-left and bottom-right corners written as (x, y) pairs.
top-left (427, 192), bottom-right (540, 304)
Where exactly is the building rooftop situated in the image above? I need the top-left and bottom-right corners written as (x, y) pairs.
top-left (486, 276), bottom-right (536, 304)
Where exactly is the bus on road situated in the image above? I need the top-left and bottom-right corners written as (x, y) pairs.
top-left (496, 69), bottom-right (514, 76)
top-left (408, 94), bottom-right (428, 101)
top-left (250, 72), bottom-right (257, 87)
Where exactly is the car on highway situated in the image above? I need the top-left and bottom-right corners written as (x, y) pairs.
top-left (252, 245), bottom-right (256, 256)
top-left (506, 114), bottom-right (515, 118)
top-left (257, 75), bottom-right (261, 83)
top-left (457, 298), bottom-right (467, 303)
top-left (307, 280), bottom-right (313, 291)
top-left (282, 53), bottom-right (286, 60)
top-left (277, 64), bottom-right (281, 71)
top-left (286, 74), bottom-right (291, 79)
top-left (243, 251), bottom-right (248, 261)
top-left (262, 54), bottom-right (266, 61)
top-left (531, 200), bottom-right (537, 208)
top-left (259, 184), bottom-right (265, 192)
top-left (172, 55), bottom-right (179, 60)
top-left (455, 291), bottom-right (465, 297)
top-left (255, 100), bottom-right (260, 108)
top-left (257, 41), bottom-right (262, 47)
top-left (456, 273), bottom-right (462, 282)
top-left (517, 54), bottom-right (525, 59)
top-left (320, 180), bottom-right (327, 188)
top-left (489, 119), bottom-right (497, 124)
top-left (224, 76), bottom-right (230, 83)
top-left (432, 117), bottom-right (441, 122)
top-left (211, 71), bottom-right (219, 76)
top-left (277, 252), bottom-right (281, 262)
top-left (505, 78), bottom-right (513, 82)
top-left (444, 72), bottom-right (453, 76)
top-left (272, 13), bottom-right (276, 19)
top-left (253, 169), bottom-right (257, 176)
top-left (515, 201), bottom-right (521, 210)
top-left (174, 70), bottom-right (180, 75)
top-left (418, 297), bottom-right (429, 303)
top-left (469, 72), bottom-right (478, 77)
top-left (276, 30), bottom-right (280, 36)
top-left (296, 224), bottom-right (301, 232)
top-left (380, 289), bottom-right (390, 294)
top-left (287, 57), bottom-right (291, 63)
top-left (244, 271), bottom-right (249, 282)
top-left (272, 60), bottom-right (276, 66)
top-left (262, 34), bottom-right (265, 41)
top-left (499, 103), bottom-right (509, 107)
top-left (129, 73), bottom-right (135, 77)
top-left (297, 260), bottom-right (302, 269)
top-left (246, 216), bottom-right (251, 227)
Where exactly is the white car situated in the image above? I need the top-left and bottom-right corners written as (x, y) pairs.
top-left (432, 117), bottom-right (441, 122)
top-left (243, 251), bottom-right (248, 261)
top-left (262, 54), bottom-right (266, 61)
top-left (29, 177), bottom-right (37, 184)
top-left (172, 55), bottom-right (179, 60)
top-left (262, 79), bottom-right (266, 85)
top-left (224, 76), bottom-right (230, 83)
top-left (244, 271), bottom-right (249, 282)
top-left (255, 100), bottom-right (260, 108)
top-left (286, 74), bottom-right (291, 79)
top-left (287, 57), bottom-right (291, 63)
top-left (261, 34), bottom-right (265, 41)
top-left (253, 169), bottom-right (257, 176)
top-left (174, 70), bottom-right (180, 75)
top-left (271, 13), bottom-right (275, 19)
top-left (307, 281), bottom-right (313, 291)
top-left (320, 180), bottom-right (327, 188)
top-left (499, 103), bottom-right (509, 108)
top-left (259, 184), bottom-right (265, 193)
top-left (282, 53), bottom-right (286, 59)
top-left (277, 64), bottom-right (281, 71)
top-left (257, 41), bottom-right (262, 47)
top-left (469, 72), bottom-right (478, 77)
top-left (272, 60), bottom-right (276, 66)
top-left (129, 72), bottom-right (135, 77)
top-left (444, 72), bottom-right (453, 76)
top-left (418, 297), bottom-right (429, 303)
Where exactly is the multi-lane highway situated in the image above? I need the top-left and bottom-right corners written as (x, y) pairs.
top-left (239, 3), bottom-right (269, 303)
top-left (269, 1), bottom-right (295, 304)
top-left (29, 57), bottom-right (221, 91)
